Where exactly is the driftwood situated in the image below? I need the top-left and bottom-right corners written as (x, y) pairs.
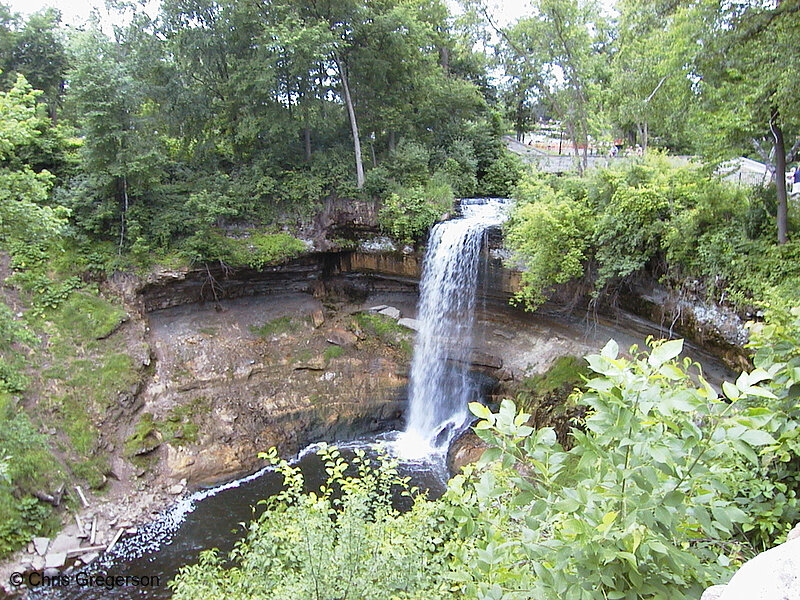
top-left (90, 516), bottom-right (98, 546)
top-left (74, 513), bottom-right (87, 538)
top-left (65, 544), bottom-right (106, 558)
top-left (106, 527), bottom-right (125, 554)
top-left (75, 485), bottom-right (90, 508)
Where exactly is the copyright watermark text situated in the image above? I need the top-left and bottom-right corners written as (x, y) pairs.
top-left (9, 571), bottom-right (161, 591)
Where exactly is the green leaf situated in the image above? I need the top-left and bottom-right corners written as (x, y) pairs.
top-left (554, 497), bottom-right (581, 513)
top-left (663, 490), bottom-right (684, 508)
top-left (469, 402), bottom-right (491, 419)
top-left (740, 429), bottom-right (777, 447)
top-left (601, 339), bottom-right (619, 359)
top-left (596, 510), bottom-right (618, 533)
top-left (648, 339), bottom-right (683, 367)
top-left (723, 381), bottom-right (740, 400)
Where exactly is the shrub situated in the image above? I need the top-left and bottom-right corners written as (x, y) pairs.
top-left (505, 157), bottom-right (799, 311)
top-left (378, 176), bottom-right (454, 242)
top-left (479, 151), bottom-right (523, 197)
top-left (169, 446), bottom-right (455, 600)
top-left (181, 230), bottom-right (307, 268)
top-left (506, 183), bottom-right (592, 310)
top-left (453, 335), bottom-right (798, 599)
top-left (386, 139), bottom-right (431, 187)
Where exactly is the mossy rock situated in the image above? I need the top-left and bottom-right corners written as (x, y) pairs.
top-left (124, 413), bottom-right (162, 457)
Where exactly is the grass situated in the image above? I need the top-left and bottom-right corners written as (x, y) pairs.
top-left (516, 355), bottom-right (589, 413)
top-left (0, 406), bottom-right (65, 557)
top-left (323, 345), bottom-right (345, 363)
top-left (522, 356), bottom-right (589, 396)
top-left (124, 413), bottom-right (161, 458)
top-left (159, 397), bottom-right (209, 446)
top-left (250, 315), bottom-right (296, 337)
top-left (46, 291), bottom-right (127, 343)
top-left (126, 398), bottom-right (209, 459)
top-left (353, 313), bottom-right (411, 352)
top-left (293, 348), bottom-right (314, 364)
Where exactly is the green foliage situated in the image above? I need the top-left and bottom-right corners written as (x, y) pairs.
top-left (506, 157), bottom-right (800, 311)
top-left (378, 176), bottom-right (455, 242)
top-left (479, 151), bottom-right (523, 198)
top-left (455, 334), bottom-right (798, 599)
top-left (182, 230), bottom-right (307, 269)
top-left (168, 316), bottom-right (800, 599)
top-left (506, 175), bottom-right (592, 309)
top-left (170, 445), bottom-right (454, 600)
top-left (386, 139), bottom-right (431, 188)
top-left (0, 491), bottom-right (55, 559)
top-left (438, 139), bottom-right (479, 197)
top-left (0, 405), bottom-right (64, 557)
top-left (249, 316), bottom-right (296, 338)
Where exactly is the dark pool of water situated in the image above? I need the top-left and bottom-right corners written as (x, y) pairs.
top-left (32, 436), bottom-right (448, 600)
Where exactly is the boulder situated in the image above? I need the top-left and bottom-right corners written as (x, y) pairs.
top-left (378, 306), bottom-right (401, 319)
top-left (716, 536), bottom-right (800, 600)
top-left (49, 532), bottom-right (80, 554)
top-left (397, 318), bottom-right (420, 331)
top-left (44, 553), bottom-right (67, 570)
top-left (326, 328), bottom-right (358, 347)
top-left (32, 537), bottom-right (50, 556)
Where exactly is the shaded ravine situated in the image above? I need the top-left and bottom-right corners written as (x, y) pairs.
top-left (14, 197), bottom-right (737, 600)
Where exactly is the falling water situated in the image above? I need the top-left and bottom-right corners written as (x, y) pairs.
top-left (395, 199), bottom-right (508, 459)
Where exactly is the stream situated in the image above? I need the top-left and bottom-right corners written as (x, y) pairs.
top-left (33, 439), bottom-right (448, 600)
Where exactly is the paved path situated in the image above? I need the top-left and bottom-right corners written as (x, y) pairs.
top-left (505, 136), bottom-right (769, 186)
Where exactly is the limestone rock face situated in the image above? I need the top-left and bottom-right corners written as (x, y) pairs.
top-left (140, 294), bottom-right (408, 487)
top-left (715, 536), bottom-right (800, 600)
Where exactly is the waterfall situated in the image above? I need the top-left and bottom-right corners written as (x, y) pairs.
top-left (395, 199), bottom-right (508, 459)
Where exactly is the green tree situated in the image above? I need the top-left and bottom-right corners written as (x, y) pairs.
top-left (0, 5), bottom-right (68, 121)
top-left (67, 27), bottom-right (161, 251)
top-left (690, 0), bottom-right (800, 244)
top-left (0, 73), bottom-right (65, 248)
top-left (606, 0), bottom-right (694, 152)
top-left (491, 0), bottom-right (605, 174)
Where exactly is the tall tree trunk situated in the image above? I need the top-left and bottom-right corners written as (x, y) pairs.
top-left (637, 122), bottom-right (649, 152)
top-left (439, 45), bottom-right (450, 73)
top-left (388, 130), bottom-right (396, 152)
top-left (303, 127), bottom-right (312, 162)
top-left (643, 121), bottom-right (649, 152)
top-left (567, 121), bottom-right (584, 176)
top-left (333, 54), bottom-right (364, 189)
top-left (771, 110), bottom-right (788, 244)
top-left (119, 175), bottom-right (128, 255)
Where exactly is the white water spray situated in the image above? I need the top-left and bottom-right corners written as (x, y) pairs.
top-left (395, 199), bottom-right (508, 459)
